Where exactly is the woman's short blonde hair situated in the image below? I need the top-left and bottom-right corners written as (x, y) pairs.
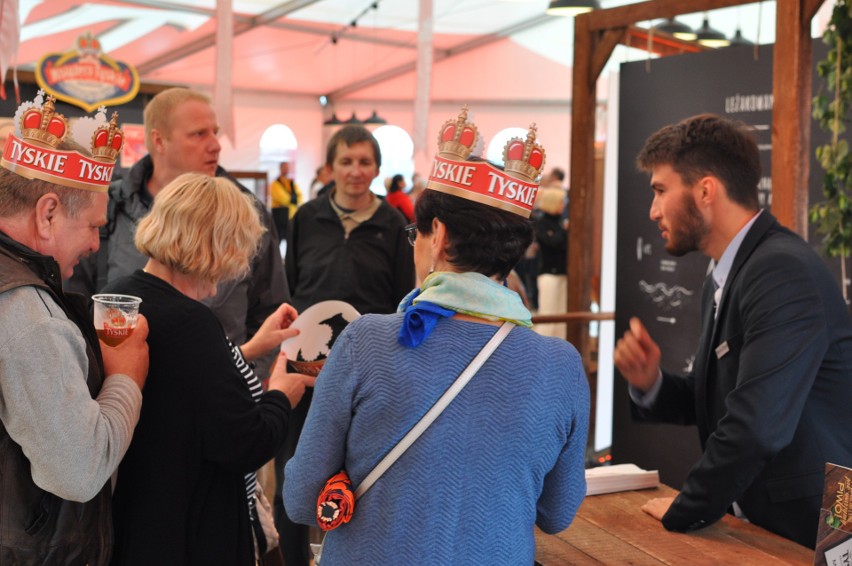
top-left (135, 173), bottom-right (265, 284)
top-left (536, 187), bottom-right (566, 216)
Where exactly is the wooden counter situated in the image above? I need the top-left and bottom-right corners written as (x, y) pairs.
top-left (535, 484), bottom-right (814, 565)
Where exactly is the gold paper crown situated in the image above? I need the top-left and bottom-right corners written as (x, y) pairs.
top-left (91, 111), bottom-right (124, 162)
top-left (20, 96), bottom-right (68, 149)
top-left (426, 107), bottom-right (545, 218)
top-left (437, 105), bottom-right (479, 160)
top-left (2, 93), bottom-right (122, 192)
top-left (502, 124), bottom-right (546, 183)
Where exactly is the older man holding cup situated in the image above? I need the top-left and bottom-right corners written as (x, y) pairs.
top-left (0, 93), bottom-right (148, 563)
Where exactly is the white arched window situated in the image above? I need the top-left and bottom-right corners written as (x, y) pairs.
top-left (486, 127), bottom-right (528, 166)
top-left (371, 125), bottom-right (414, 196)
top-left (259, 124), bottom-right (298, 181)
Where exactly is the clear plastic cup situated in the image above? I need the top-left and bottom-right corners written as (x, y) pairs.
top-left (92, 294), bottom-right (142, 347)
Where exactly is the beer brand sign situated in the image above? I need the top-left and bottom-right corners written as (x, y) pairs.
top-left (35, 32), bottom-right (140, 113)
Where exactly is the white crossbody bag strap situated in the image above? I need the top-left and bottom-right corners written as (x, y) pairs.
top-left (354, 321), bottom-right (514, 500)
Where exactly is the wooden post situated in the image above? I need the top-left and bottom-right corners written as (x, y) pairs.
top-left (771, 0), bottom-right (825, 234)
top-left (566, 14), bottom-right (611, 349)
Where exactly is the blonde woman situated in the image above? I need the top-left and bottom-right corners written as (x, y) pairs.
top-left (105, 173), bottom-right (313, 565)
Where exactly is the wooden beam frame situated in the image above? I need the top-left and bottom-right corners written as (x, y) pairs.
top-left (624, 26), bottom-right (710, 57)
top-left (586, 0), bottom-right (763, 29)
top-left (566, 0), bottom-right (826, 349)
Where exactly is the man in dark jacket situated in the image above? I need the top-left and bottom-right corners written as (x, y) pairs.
top-left (278, 125), bottom-right (415, 565)
top-left (614, 114), bottom-right (852, 548)
top-left (66, 87), bottom-right (289, 377)
top-left (0, 97), bottom-right (149, 563)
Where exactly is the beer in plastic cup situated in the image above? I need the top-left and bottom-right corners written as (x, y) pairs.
top-left (92, 294), bottom-right (142, 347)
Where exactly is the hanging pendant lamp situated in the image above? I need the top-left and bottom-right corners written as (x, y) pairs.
top-left (727, 28), bottom-right (754, 47)
top-left (363, 110), bottom-right (387, 125)
top-left (546, 0), bottom-right (599, 17)
top-left (695, 16), bottom-right (730, 48)
top-left (653, 18), bottom-right (697, 41)
top-left (323, 113), bottom-right (343, 126)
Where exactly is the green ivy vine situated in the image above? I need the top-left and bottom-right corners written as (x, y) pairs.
top-left (810, 0), bottom-right (852, 275)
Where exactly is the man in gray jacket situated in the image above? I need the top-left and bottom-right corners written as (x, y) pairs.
top-left (67, 87), bottom-right (289, 376)
top-left (0, 96), bottom-right (149, 563)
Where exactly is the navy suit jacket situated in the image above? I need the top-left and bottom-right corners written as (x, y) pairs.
top-left (633, 211), bottom-right (852, 548)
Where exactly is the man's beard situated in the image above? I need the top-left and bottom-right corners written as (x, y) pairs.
top-left (665, 192), bottom-right (708, 257)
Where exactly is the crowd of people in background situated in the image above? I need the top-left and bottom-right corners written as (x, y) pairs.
top-left (278, 157), bottom-right (571, 341)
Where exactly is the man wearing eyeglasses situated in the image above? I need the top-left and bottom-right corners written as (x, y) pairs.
top-left (279, 124), bottom-right (415, 566)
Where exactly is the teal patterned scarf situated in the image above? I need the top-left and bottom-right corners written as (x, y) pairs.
top-left (397, 271), bottom-right (531, 347)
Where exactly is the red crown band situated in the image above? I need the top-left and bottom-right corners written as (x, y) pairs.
top-left (2, 135), bottom-right (115, 192)
top-left (426, 155), bottom-right (538, 217)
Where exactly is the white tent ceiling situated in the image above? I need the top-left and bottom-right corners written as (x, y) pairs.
top-left (13, 0), bottom-right (831, 105)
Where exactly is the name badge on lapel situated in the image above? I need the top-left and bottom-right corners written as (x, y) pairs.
top-left (715, 341), bottom-right (730, 359)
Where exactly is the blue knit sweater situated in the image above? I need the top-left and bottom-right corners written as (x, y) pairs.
top-left (284, 313), bottom-right (589, 565)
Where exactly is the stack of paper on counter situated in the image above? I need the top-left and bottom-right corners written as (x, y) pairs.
top-left (585, 464), bottom-right (659, 496)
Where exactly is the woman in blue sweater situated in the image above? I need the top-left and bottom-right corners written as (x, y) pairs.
top-left (284, 111), bottom-right (589, 565)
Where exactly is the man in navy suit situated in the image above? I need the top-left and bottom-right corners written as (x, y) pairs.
top-left (614, 114), bottom-right (852, 548)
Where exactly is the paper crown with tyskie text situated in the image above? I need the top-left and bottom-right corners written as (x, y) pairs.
top-left (426, 106), bottom-right (546, 218)
top-left (1, 91), bottom-right (123, 193)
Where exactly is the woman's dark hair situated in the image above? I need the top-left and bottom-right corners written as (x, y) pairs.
top-left (414, 188), bottom-right (533, 280)
top-left (389, 174), bottom-right (404, 193)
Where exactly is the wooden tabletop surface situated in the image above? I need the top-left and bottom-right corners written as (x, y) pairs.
top-left (535, 484), bottom-right (814, 565)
